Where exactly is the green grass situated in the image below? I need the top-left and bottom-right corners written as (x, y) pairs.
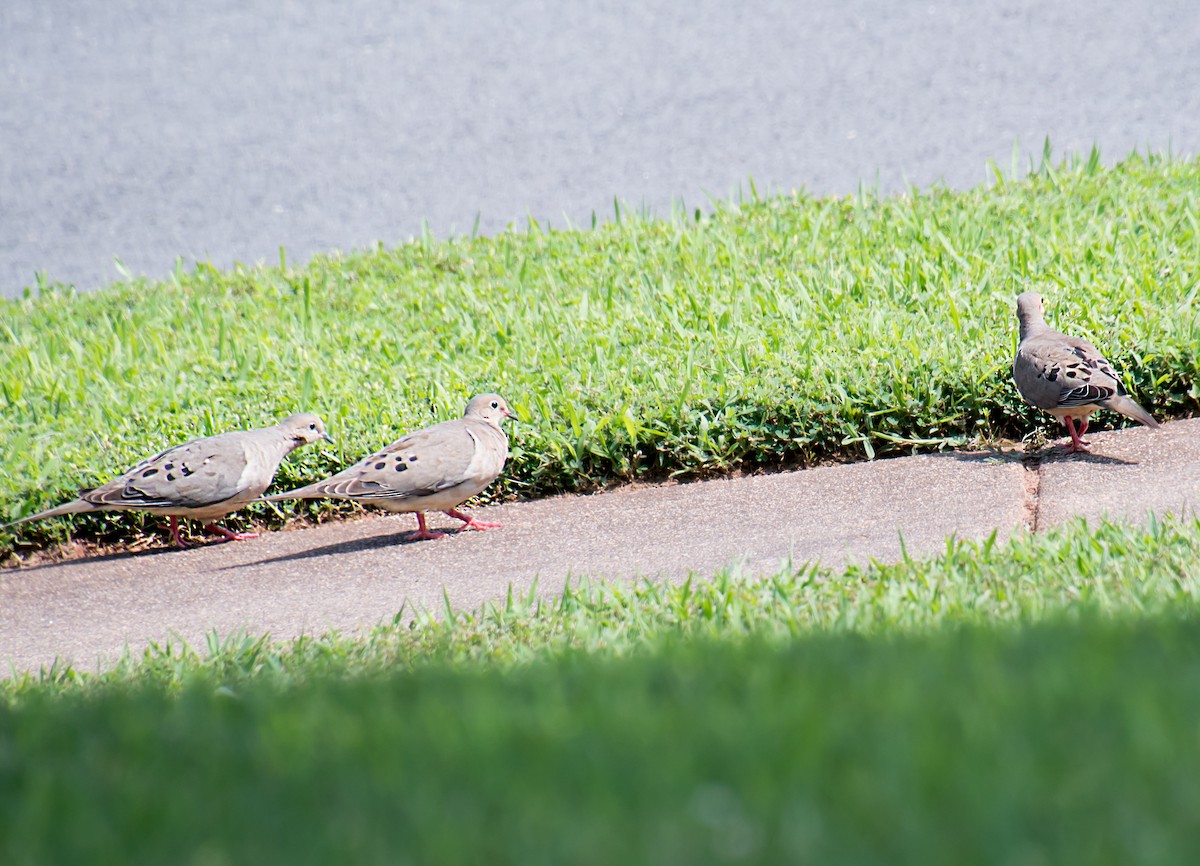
top-left (7, 149), bottom-right (1200, 860)
top-left (5, 616), bottom-right (1200, 863)
top-left (3, 151), bottom-right (1200, 553)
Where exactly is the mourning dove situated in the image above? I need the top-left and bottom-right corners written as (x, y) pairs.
top-left (264, 393), bottom-right (514, 540)
top-left (1013, 292), bottom-right (1159, 452)
top-left (3, 414), bottom-right (331, 547)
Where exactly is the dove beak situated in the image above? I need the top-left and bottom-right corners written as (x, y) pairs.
top-left (503, 408), bottom-right (517, 420)
top-left (321, 432), bottom-right (334, 443)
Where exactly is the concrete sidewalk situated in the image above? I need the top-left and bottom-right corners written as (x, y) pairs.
top-left (1, 419), bottom-right (1195, 674)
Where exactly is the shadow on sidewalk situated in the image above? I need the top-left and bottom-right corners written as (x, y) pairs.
top-left (936, 448), bottom-right (1137, 467)
top-left (222, 526), bottom-right (468, 570)
top-left (12, 543), bottom-right (179, 573)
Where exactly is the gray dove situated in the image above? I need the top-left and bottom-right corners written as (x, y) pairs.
top-left (4, 414), bottom-right (331, 547)
top-left (1013, 292), bottom-right (1159, 452)
top-left (264, 393), bottom-right (514, 540)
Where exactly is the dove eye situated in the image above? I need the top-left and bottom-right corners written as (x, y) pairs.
top-left (309, 423), bottom-right (317, 430)
top-left (490, 401), bottom-right (499, 409)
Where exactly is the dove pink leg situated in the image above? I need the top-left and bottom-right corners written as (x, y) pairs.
top-left (444, 508), bottom-right (502, 531)
top-left (1063, 416), bottom-right (1090, 453)
top-left (168, 516), bottom-right (190, 549)
top-left (203, 523), bottom-right (259, 542)
top-left (1075, 418), bottom-right (1091, 446)
top-left (407, 512), bottom-right (447, 541)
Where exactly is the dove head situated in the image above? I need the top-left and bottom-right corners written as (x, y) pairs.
top-left (279, 413), bottom-right (332, 448)
top-left (1015, 292), bottom-right (1047, 340)
top-left (464, 393), bottom-right (516, 427)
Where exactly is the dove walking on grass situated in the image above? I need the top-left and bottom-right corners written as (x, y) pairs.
top-left (264, 394), bottom-right (514, 541)
top-left (1013, 292), bottom-right (1159, 452)
top-left (3, 414), bottom-right (331, 548)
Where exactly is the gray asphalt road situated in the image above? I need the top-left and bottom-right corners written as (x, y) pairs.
top-left (2, 0), bottom-right (1198, 296)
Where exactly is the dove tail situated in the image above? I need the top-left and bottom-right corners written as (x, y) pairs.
top-left (261, 487), bottom-right (314, 503)
top-left (2, 499), bottom-right (96, 530)
top-left (1102, 395), bottom-right (1160, 429)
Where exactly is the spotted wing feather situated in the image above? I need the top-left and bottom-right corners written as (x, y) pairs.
top-left (276, 420), bottom-right (478, 503)
top-left (81, 434), bottom-right (252, 510)
top-left (1016, 334), bottom-right (1123, 410)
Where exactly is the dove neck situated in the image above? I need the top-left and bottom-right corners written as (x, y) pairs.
top-left (1017, 314), bottom-right (1047, 342)
top-left (478, 420), bottom-right (508, 442)
top-left (281, 434), bottom-right (309, 456)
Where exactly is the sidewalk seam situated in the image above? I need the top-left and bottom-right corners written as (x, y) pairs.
top-left (1021, 453), bottom-right (1043, 533)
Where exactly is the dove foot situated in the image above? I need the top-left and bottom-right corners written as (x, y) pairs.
top-left (444, 508), bottom-right (502, 531)
top-left (1062, 417), bottom-right (1091, 453)
top-left (406, 512), bottom-right (447, 541)
top-left (406, 528), bottom-right (447, 541)
top-left (204, 523), bottom-right (259, 542)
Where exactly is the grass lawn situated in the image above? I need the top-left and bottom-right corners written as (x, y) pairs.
top-left (3, 152), bottom-right (1200, 861)
top-left (3, 152), bottom-right (1200, 554)
top-left (4, 517), bottom-right (1200, 863)
top-left (4, 617), bottom-right (1200, 864)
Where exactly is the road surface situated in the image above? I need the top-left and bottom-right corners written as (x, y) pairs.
top-left (3, 0), bottom-right (1199, 295)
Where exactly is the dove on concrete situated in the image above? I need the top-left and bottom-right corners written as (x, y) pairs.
top-left (1013, 292), bottom-right (1159, 452)
top-left (264, 393), bottom-right (514, 541)
top-left (4, 414), bottom-right (331, 547)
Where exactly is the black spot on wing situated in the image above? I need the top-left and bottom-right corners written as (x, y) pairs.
top-left (1095, 360), bottom-right (1126, 393)
top-left (142, 468), bottom-right (159, 477)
